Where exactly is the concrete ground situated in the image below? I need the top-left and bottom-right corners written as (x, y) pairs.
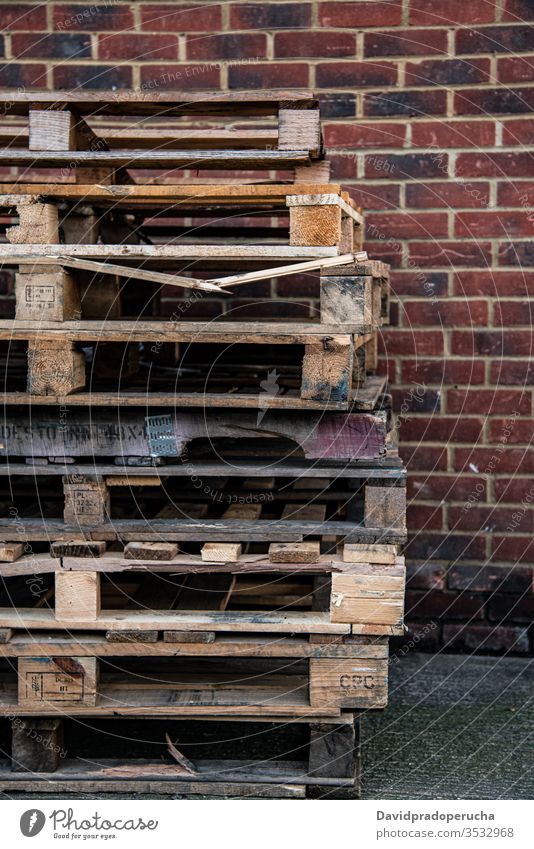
top-left (1, 652), bottom-right (533, 800)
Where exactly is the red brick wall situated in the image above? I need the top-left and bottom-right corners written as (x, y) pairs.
top-left (1, 1), bottom-right (533, 654)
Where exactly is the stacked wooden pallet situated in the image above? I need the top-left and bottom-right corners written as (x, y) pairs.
top-left (0, 90), bottom-right (406, 798)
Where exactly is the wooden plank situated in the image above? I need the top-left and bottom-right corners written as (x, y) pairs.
top-left (0, 244), bottom-right (337, 262)
top-left (53, 256), bottom-right (225, 294)
top-left (309, 658), bottom-right (388, 710)
top-left (269, 542), bottom-right (321, 564)
top-left (18, 657), bottom-right (98, 708)
top-left (214, 253), bottom-right (364, 289)
top-left (0, 149), bottom-right (313, 168)
top-left (106, 630), bottom-right (158, 643)
top-left (343, 543), bottom-right (398, 565)
top-left (50, 540), bottom-right (107, 558)
top-left (163, 631), bottom-right (216, 644)
top-left (55, 571), bottom-right (100, 621)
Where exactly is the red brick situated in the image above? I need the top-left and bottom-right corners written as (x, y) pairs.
top-left (316, 62), bottom-right (397, 88)
top-left (447, 388), bottom-right (532, 415)
top-left (488, 593), bottom-right (534, 623)
top-left (365, 153), bottom-right (446, 180)
top-left (498, 57), bottom-right (534, 84)
top-left (408, 504), bottom-right (444, 530)
top-left (274, 31), bottom-right (355, 57)
top-left (139, 65), bottom-right (220, 90)
top-left (364, 28), bottom-right (448, 57)
top-left (410, 1), bottom-right (495, 25)
top-left (406, 561), bottom-right (446, 591)
top-left (410, 120), bottom-right (495, 148)
top-left (230, 3), bottom-right (311, 28)
top-left (319, 1), bottom-right (402, 27)
top-left (406, 532), bottom-right (486, 560)
top-left (499, 241), bottom-right (534, 266)
top-left (380, 329), bottom-right (443, 355)
top-left (449, 506), bottom-right (533, 533)
top-left (400, 444), bottom-right (448, 471)
top-left (408, 474), bottom-right (486, 501)
top-left (501, 120), bottom-right (534, 147)
top-left (276, 274), bottom-right (317, 298)
top-left (455, 87), bottom-right (534, 116)
top-left (409, 241), bottom-right (491, 267)
top-left (391, 386), bottom-right (440, 413)
top-left (54, 3), bottom-right (133, 30)
top-left (328, 154), bottom-right (357, 180)
top-left (494, 300), bottom-right (534, 326)
top-left (504, 0), bottom-right (534, 20)
top-left (456, 211), bottom-right (534, 238)
top-left (11, 33), bottom-right (91, 58)
top-left (228, 63), bottom-right (308, 89)
top-left (405, 590), bottom-right (485, 620)
top-left (457, 151), bottom-right (534, 179)
top-left (319, 93), bottom-right (356, 117)
top-left (140, 4), bottom-right (222, 31)
top-left (449, 562), bottom-right (534, 593)
top-left (0, 3), bottom-right (46, 29)
top-left (402, 299), bottom-right (488, 327)
top-left (0, 63), bottom-right (47, 88)
top-left (456, 25), bottom-right (534, 53)
top-left (494, 477), bottom-right (534, 503)
top-left (367, 212), bottom-right (448, 239)
top-left (488, 418), bottom-right (534, 444)
top-left (323, 122), bottom-right (406, 149)
top-left (490, 360), bottom-right (534, 384)
top-left (492, 536), bottom-right (534, 563)
top-left (443, 624), bottom-right (530, 653)
top-left (406, 58), bottom-right (489, 86)
top-left (345, 184), bottom-right (401, 210)
top-left (451, 330), bottom-right (533, 356)
top-left (99, 34), bottom-right (177, 61)
top-left (187, 33), bottom-right (267, 61)
top-left (401, 359), bottom-right (485, 385)
top-left (497, 178), bottom-right (534, 203)
top-left (401, 415), bottom-right (484, 443)
top-left (391, 271), bottom-right (449, 298)
top-left (361, 241), bottom-right (403, 267)
top-left (364, 89), bottom-right (447, 117)
top-left (454, 270), bottom-right (534, 296)
top-left (406, 181), bottom-right (490, 209)
top-left (454, 447), bottom-right (534, 474)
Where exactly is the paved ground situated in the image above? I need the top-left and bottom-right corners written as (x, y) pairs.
top-left (1, 651), bottom-right (533, 800)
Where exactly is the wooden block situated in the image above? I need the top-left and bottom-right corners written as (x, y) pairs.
top-left (278, 108), bottom-right (320, 153)
top-left (269, 541), bottom-right (321, 564)
top-left (106, 630), bottom-right (158, 643)
top-left (124, 542), bottom-right (179, 561)
top-left (15, 270), bottom-right (81, 322)
top-left (0, 628), bottom-right (13, 643)
top-left (29, 108), bottom-right (76, 151)
top-left (301, 336), bottom-right (352, 403)
top-left (201, 542), bottom-right (242, 562)
top-left (281, 503), bottom-right (326, 521)
top-left (309, 658), bottom-right (388, 710)
top-left (365, 334), bottom-right (378, 372)
top-left (222, 503), bottom-right (262, 519)
top-left (7, 200), bottom-right (59, 244)
top-left (18, 657), bottom-right (98, 707)
top-left (55, 571), bottom-right (100, 621)
top-left (343, 543), bottom-right (398, 565)
top-left (352, 345), bottom-right (366, 388)
top-left (80, 273), bottom-right (121, 318)
top-left (0, 543), bottom-right (23, 563)
top-left (294, 160), bottom-right (331, 183)
top-left (12, 718), bottom-right (64, 773)
top-left (364, 485), bottom-right (406, 531)
top-left (106, 476), bottom-right (162, 487)
top-left (51, 540), bottom-right (107, 559)
top-left (330, 567), bottom-right (405, 626)
top-left (308, 718), bottom-right (357, 780)
top-left (339, 214), bottom-right (355, 253)
top-left (163, 631), bottom-right (216, 644)
top-left (27, 341), bottom-right (85, 395)
top-left (289, 204), bottom-right (341, 247)
top-left (62, 209), bottom-right (99, 244)
top-left (320, 276), bottom-right (372, 327)
top-left (63, 475), bottom-right (109, 526)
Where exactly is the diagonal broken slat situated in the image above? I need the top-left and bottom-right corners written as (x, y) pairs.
top-left (165, 733), bottom-right (198, 775)
top-left (211, 252), bottom-right (366, 289)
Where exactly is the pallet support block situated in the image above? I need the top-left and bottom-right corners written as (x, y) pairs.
top-left (29, 108), bottom-right (76, 151)
top-left (63, 475), bottom-right (110, 526)
top-left (364, 484), bottom-right (407, 532)
top-left (301, 336), bottom-right (352, 403)
top-left (320, 275), bottom-right (372, 328)
top-left (309, 658), bottom-right (388, 710)
top-left (11, 717), bottom-right (64, 773)
top-left (16, 269), bottom-right (80, 322)
top-left (330, 564), bottom-right (405, 626)
top-left (27, 340), bottom-right (85, 395)
top-left (18, 657), bottom-right (99, 708)
top-left (278, 108), bottom-right (321, 154)
top-left (55, 571), bottom-right (100, 621)
top-left (6, 199), bottom-right (59, 244)
top-left (307, 717), bottom-right (360, 799)
top-left (289, 203), bottom-right (341, 247)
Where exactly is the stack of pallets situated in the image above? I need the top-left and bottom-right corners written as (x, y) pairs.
top-left (0, 90), bottom-right (406, 799)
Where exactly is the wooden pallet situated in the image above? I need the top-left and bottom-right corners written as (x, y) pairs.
top-left (0, 89), bottom-right (325, 178)
top-left (2, 711), bottom-right (362, 798)
top-left (0, 633), bottom-right (389, 717)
